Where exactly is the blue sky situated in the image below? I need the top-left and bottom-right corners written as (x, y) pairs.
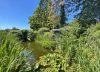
top-left (0, 0), bottom-right (40, 29)
top-left (0, 0), bottom-right (76, 29)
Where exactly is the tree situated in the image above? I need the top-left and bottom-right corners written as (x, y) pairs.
top-left (29, 0), bottom-right (48, 30)
top-left (51, 0), bottom-right (75, 26)
top-left (29, 0), bottom-right (61, 30)
top-left (76, 0), bottom-right (100, 27)
top-left (29, 0), bottom-right (78, 30)
top-left (60, 0), bottom-right (66, 27)
top-left (12, 27), bottom-right (19, 30)
top-left (47, 1), bottom-right (60, 29)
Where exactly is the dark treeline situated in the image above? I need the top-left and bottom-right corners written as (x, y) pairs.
top-left (29, 0), bottom-right (100, 30)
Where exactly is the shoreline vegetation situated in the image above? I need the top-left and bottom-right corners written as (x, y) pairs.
top-left (0, 0), bottom-right (100, 72)
top-left (1, 22), bottom-right (100, 72)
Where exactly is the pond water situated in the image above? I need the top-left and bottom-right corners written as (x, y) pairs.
top-left (22, 42), bottom-right (49, 60)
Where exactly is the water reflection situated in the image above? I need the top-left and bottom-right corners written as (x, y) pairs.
top-left (21, 50), bottom-right (36, 65)
top-left (22, 42), bottom-right (48, 60)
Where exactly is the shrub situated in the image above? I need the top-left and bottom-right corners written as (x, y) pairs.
top-left (17, 30), bottom-right (28, 42)
top-left (37, 27), bottom-right (50, 34)
top-left (36, 32), bottom-right (55, 50)
top-left (34, 53), bottom-right (68, 72)
top-left (27, 30), bottom-right (35, 41)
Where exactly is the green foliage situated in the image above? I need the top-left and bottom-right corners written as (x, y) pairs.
top-left (60, 0), bottom-right (66, 26)
top-left (27, 30), bottom-right (35, 41)
top-left (76, 37), bottom-right (100, 72)
top-left (29, 0), bottom-right (49, 30)
top-left (34, 22), bottom-right (100, 72)
top-left (47, 13), bottom-right (60, 29)
top-left (76, 0), bottom-right (100, 27)
top-left (0, 32), bottom-right (32, 72)
top-left (34, 53), bottom-right (68, 72)
top-left (37, 27), bottom-right (50, 34)
top-left (47, 1), bottom-right (60, 29)
top-left (61, 21), bottom-right (84, 38)
top-left (12, 27), bottom-right (19, 30)
top-left (1, 0), bottom-right (100, 71)
top-left (69, 20), bottom-right (86, 37)
top-left (29, 0), bottom-right (60, 30)
top-left (86, 22), bottom-right (100, 36)
top-left (17, 30), bottom-right (28, 42)
top-left (36, 32), bottom-right (55, 50)
top-left (29, 16), bottom-right (42, 30)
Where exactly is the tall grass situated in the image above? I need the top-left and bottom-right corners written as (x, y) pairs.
top-left (35, 31), bottom-right (55, 50)
top-left (33, 23), bottom-right (100, 72)
top-left (0, 31), bottom-right (29, 72)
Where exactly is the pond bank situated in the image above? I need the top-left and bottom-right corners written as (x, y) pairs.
top-left (22, 42), bottom-right (49, 60)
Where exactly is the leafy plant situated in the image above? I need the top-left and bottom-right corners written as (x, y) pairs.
top-left (36, 32), bottom-right (55, 51)
top-left (34, 23), bottom-right (100, 72)
top-left (0, 32), bottom-right (32, 72)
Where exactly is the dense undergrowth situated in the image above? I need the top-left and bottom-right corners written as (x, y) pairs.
top-left (33, 22), bottom-right (100, 72)
top-left (0, 31), bottom-right (32, 72)
top-left (0, 22), bottom-right (100, 72)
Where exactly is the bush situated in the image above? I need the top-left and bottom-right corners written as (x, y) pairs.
top-left (36, 32), bottom-right (55, 50)
top-left (27, 30), bottom-right (35, 41)
top-left (17, 30), bottom-right (28, 42)
top-left (34, 53), bottom-right (68, 72)
top-left (37, 27), bottom-right (50, 34)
